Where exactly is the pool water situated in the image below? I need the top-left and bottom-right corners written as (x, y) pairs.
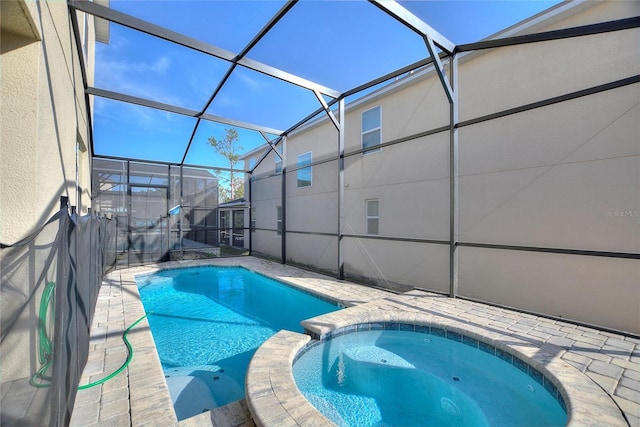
top-left (136, 266), bottom-right (339, 420)
top-left (293, 329), bottom-right (567, 427)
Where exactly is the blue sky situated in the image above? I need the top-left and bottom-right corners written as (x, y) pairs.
top-left (92, 0), bottom-right (561, 167)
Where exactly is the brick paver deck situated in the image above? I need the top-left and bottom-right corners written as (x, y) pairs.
top-left (71, 257), bottom-right (640, 426)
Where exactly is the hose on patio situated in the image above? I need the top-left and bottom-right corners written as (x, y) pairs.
top-left (30, 281), bottom-right (56, 388)
top-left (77, 313), bottom-right (150, 390)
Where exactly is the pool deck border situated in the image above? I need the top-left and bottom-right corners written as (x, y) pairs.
top-left (70, 257), bottom-right (640, 427)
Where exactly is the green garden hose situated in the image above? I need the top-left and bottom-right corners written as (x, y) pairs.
top-left (77, 313), bottom-right (150, 390)
top-left (30, 281), bottom-right (56, 388)
top-left (30, 279), bottom-right (150, 390)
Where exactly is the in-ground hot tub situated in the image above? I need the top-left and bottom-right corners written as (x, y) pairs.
top-left (293, 325), bottom-right (566, 427)
top-left (246, 307), bottom-right (628, 427)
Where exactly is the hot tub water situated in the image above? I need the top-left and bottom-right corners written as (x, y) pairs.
top-left (293, 329), bottom-right (567, 427)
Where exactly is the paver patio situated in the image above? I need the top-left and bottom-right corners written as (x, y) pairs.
top-left (71, 257), bottom-right (640, 427)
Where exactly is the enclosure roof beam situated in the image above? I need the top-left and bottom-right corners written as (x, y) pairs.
top-left (182, 1), bottom-right (298, 165)
top-left (424, 36), bottom-right (454, 104)
top-left (94, 153), bottom-right (181, 166)
top-left (259, 131), bottom-right (283, 161)
top-left (87, 87), bottom-right (284, 136)
top-left (237, 0), bottom-right (298, 60)
top-left (183, 163), bottom-right (250, 174)
top-left (87, 87), bottom-right (199, 116)
top-left (341, 56), bottom-right (440, 99)
top-left (68, 0), bottom-right (341, 99)
top-left (285, 55), bottom-right (441, 136)
top-left (456, 16), bottom-right (640, 52)
top-left (199, 113), bottom-right (283, 137)
top-left (283, 104), bottom-right (336, 138)
top-left (369, 0), bottom-right (456, 54)
top-left (93, 154), bottom-right (249, 173)
top-left (193, 0), bottom-right (300, 124)
top-left (239, 131), bottom-right (284, 175)
top-left (368, 0), bottom-right (456, 102)
top-left (313, 90), bottom-right (340, 131)
top-left (69, 0), bottom-right (235, 57)
top-left (243, 131), bottom-right (283, 175)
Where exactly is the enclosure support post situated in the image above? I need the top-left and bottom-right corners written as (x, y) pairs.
top-left (248, 173), bottom-right (253, 255)
top-left (449, 54), bottom-right (459, 297)
top-left (53, 195), bottom-right (70, 426)
top-left (179, 166), bottom-right (184, 260)
top-left (337, 99), bottom-right (345, 280)
top-left (281, 136), bottom-right (287, 264)
top-left (167, 166), bottom-right (172, 258)
top-left (126, 161), bottom-right (131, 268)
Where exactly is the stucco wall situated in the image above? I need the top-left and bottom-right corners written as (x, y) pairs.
top-left (248, 0), bottom-right (639, 334)
top-left (1, 1), bottom-right (93, 244)
top-left (1, 1), bottom-right (94, 381)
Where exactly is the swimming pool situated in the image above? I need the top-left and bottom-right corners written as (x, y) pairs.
top-left (293, 326), bottom-right (567, 427)
top-left (135, 266), bottom-right (339, 420)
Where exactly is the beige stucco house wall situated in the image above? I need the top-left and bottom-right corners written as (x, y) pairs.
top-left (248, 0), bottom-right (640, 334)
top-left (1, 0), bottom-right (94, 244)
top-left (1, 0), bottom-right (95, 381)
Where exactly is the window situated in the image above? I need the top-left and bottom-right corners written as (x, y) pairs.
top-left (275, 146), bottom-right (282, 175)
top-left (297, 152), bottom-right (312, 188)
top-left (276, 206), bottom-right (282, 235)
top-left (248, 157), bottom-right (256, 170)
top-left (366, 199), bottom-right (379, 235)
top-left (250, 207), bottom-right (256, 230)
top-left (362, 106), bottom-right (381, 154)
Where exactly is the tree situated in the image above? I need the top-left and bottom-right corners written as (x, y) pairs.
top-left (208, 128), bottom-right (244, 203)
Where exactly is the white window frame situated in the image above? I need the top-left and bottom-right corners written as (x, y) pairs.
top-left (366, 199), bottom-right (379, 235)
top-left (276, 206), bottom-right (282, 235)
top-left (296, 151), bottom-right (312, 188)
top-left (362, 106), bottom-right (382, 154)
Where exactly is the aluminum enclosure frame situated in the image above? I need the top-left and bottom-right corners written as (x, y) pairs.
top-left (70, 0), bottom-right (640, 298)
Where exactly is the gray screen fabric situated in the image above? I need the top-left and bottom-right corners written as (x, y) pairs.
top-left (1, 202), bottom-right (116, 426)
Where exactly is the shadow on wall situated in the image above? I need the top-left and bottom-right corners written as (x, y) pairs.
top-left (0, 198), bottom-right (116, 425)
